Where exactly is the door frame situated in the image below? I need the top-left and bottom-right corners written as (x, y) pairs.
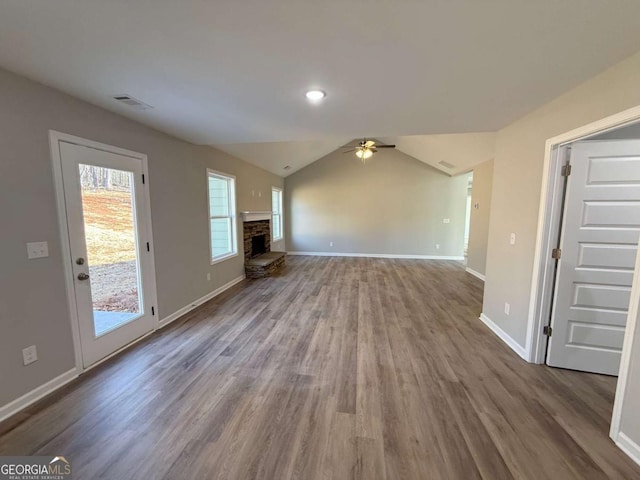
top-left (526, 105), bottom-right (640, 448)
top-left (49, 130), bottom-right (159, 373)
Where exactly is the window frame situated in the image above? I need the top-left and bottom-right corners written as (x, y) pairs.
top-left (207, 169), bottom-right (238, 265)
top-left (271, 187), bottom-right (283, 242)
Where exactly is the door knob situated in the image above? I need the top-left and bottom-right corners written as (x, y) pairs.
top-left (77, 272), bottom-right (90, 281)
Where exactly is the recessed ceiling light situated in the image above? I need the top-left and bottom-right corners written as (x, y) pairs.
top-left (305, 90), bottom-right (326, 101)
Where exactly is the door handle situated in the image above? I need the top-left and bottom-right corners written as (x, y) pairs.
top-left (77, 272), bottom-right (90, 281)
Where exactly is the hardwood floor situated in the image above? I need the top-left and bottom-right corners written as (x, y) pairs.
top-left (1, 256), bottom-right (639, 479)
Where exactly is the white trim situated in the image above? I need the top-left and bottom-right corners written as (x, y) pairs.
top-left (208, 169), bottom-right (238, 263)
top-left (527, 104), bottom-right (640, 364)
top-left (210, 252), bottom-right (239, 266)
top-left (615, 432), bottom-right (640, 468)
top-left (0, 274), bottom-right (246, 424)
top-left (479, 313), bottom-right (527, 360)
top-left (610, 240), bottom-right (640, 443)
top-left (523, 105), bottom-right (640, 466)
top-left (159, 274), bottom-right (246, 328)
top-left (241, 211), bottom-right (272, 222)
top-left (0, 368), bottom-right (78, 423)
top-left (271, 186), bottom-right (283, 242)
top-left (49, 130), bottom-right (159, 371)
top-left (465, 267), bottom-right (486, 281)
top-left (287, 251), bottom-right (464, 260)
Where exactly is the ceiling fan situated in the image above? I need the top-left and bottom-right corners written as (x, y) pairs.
top-left (343, 139), bottom-right (396, 161)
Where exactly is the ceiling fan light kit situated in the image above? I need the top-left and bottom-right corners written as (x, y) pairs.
top-left (355, 148), bottom-right (373, 160)
top-left (344, 139), bottom-right (396, 162)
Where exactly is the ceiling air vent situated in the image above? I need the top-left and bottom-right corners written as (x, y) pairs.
top-left (112, 94), bottom-right (153, 110)
top-left (438, 160), bottom-right (456, 169)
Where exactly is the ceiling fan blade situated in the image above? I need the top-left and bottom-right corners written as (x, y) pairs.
top-left (364, 140), bottom-right (375, 148)
top-left (375, 144), bottom-right (396, 148)
top-left (343, 149), bottom-right (356, 154)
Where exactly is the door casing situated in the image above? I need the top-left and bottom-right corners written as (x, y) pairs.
top-left (526, 105), bottom-right (640, 450)
top-left (49, 130), bottom-right (159, 373)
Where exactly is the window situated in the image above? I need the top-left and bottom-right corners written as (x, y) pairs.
top-left (272, 187), bottom-right (283, 241)
top-left (207, 170), bottom-right (237, 263)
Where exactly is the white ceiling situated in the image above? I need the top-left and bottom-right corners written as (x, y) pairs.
top-left (382, 133), bottom-right (497, 176)
top-left (1, 1), bottom-right (640, 175)
top-left (217, 133), bottom-right (496, 176)
top-left (216, 137), bottom-right (354, 176)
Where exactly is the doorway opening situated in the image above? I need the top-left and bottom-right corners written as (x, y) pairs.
top-left (527, 105), bottom-right (640, 456)
top-left (463, 172), bottom-right (473, 259)
top-left (50, 131), bottom-right (158, 369)
top-left (542, 135), bottom-right (640, 375)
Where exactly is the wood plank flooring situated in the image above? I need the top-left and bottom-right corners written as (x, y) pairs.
top-left (1, 256), bottom-right (639, 479)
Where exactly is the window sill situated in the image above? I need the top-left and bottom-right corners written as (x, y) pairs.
top-left (210, 252), bottom-right (238, 266)
top-left (272, 237), bottom-right (283, 243)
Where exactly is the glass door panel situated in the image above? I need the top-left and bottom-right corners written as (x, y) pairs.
top-left (78, 164), bottom-right (143, 337)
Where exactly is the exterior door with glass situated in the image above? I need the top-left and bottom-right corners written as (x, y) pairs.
top-left (57, 139), bottom-right (156, 367)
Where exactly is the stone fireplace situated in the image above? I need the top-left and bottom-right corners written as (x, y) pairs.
top-left (243, 219), bottom-right (271, 259)
top-left (242, 212), bottom-right (286, 279)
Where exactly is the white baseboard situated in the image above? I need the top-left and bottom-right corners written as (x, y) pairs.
top-left (0, 276), bottom-right (246, 424)
top-left (465, 267), bottom-right (486, 281)
top-left (159, 274), bottom-right (246, 328)
top-left (479, 313), bottom-right (528, 360)
top-left (616, 432), bottom-right (640, 467)
top-left (287, 251), bottom-right (464, 261)
top-left (0, 368), bottom-right (78, 423)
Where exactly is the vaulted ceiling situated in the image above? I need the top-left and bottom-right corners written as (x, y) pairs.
top-left (1, 1), bottom-right (640, 175)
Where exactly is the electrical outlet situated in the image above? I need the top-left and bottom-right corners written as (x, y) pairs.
top-left (436, 244), bottom-right (440, 250)
top-left (504, 302), bottom-right (510, 315)
top-left (22, 345), bottom-right (38, 366)
top-left (443, 218), bottom-right (450, 224)
top-left (206, 273), bottom-right (211, 281)
top-left (329, 241), bottom-right (334, 247)
top-left (26, 241), bottom-right (49, 259)
top-left (510, 233), bottom-right (516, 245)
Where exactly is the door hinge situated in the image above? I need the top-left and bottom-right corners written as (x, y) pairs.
top-left (552, 248), bottom-right (562, 259)
top-left (561, 164), bottom-right (572, 177)
top-left (151, 306), bottom-right (155, 316)
top-left (142, 173), bottom-right (145, 184)
top-left (146, 242), bottom-right (150, 252)
top-left (543, 325), bottom-right (552, 337)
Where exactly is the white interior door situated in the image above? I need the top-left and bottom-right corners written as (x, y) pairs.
top-left (58, 140), bottom-right (156, 367)
top-left (547, 139), bottom-right (640, 375)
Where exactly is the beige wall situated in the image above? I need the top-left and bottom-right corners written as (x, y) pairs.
top-left (483, 50), bottom-right (640, 349)
top-left (0, 67), bottom-right (283, 408)
top-left (483, 50), bottom-right (640, 453)
top-left (466, 159), bottom-right (493, 276)
top-left (284, 148), bottom-right (468, 257)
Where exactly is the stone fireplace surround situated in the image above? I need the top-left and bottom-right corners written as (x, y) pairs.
top-left (242, 211), bottom-right (285, 279)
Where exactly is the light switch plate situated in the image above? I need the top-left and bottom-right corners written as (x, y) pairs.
top-left (22, 345), bottom-right (38, 365)
top-left (443, 218), bottom-right (451, 224)
top-left (509, 233), bottom-right (516, 245)
top-left (27, 241), bottom-right (49, 259)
